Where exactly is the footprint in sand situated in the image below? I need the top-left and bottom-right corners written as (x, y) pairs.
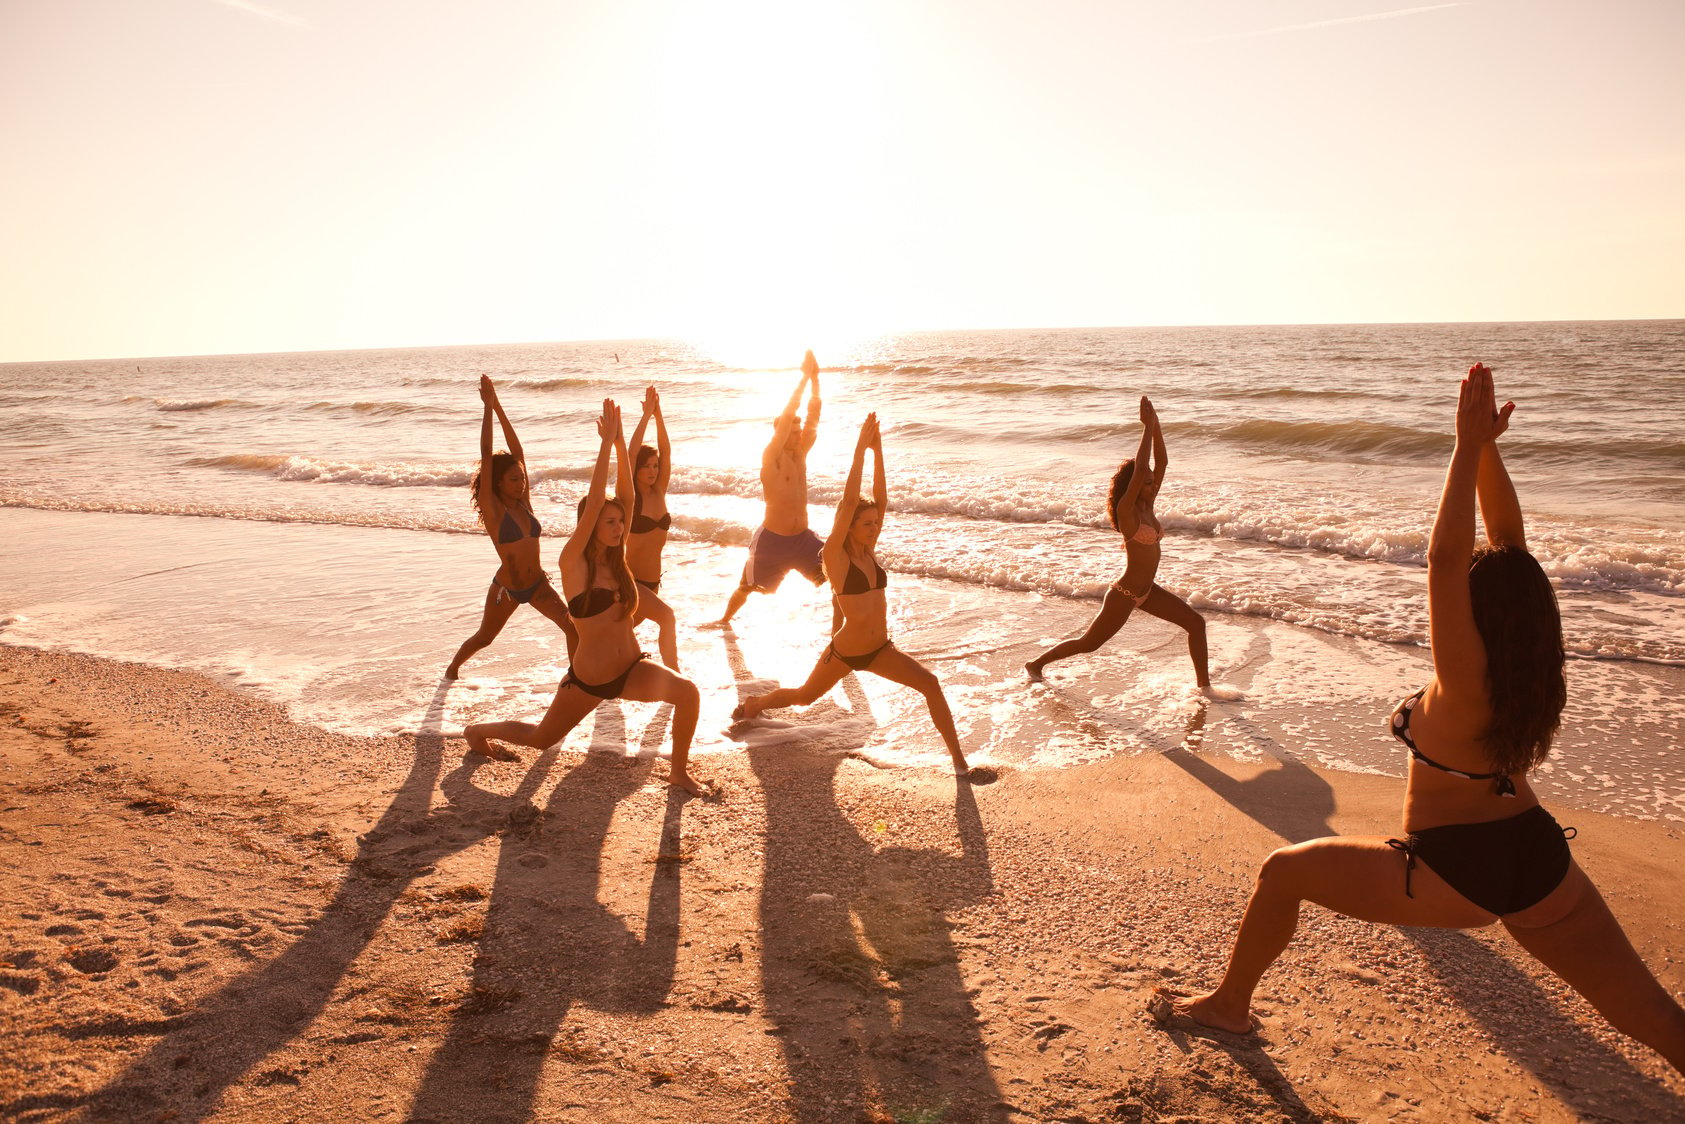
top-left (66, 946), bottom-right (119, 974)
top-left (0, 969), bottom-right (41, 995)
top-left (1, 949), bottom-right (44, 995)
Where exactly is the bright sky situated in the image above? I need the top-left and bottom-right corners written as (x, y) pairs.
top-left (2, 0), bottom-right (1681, 362)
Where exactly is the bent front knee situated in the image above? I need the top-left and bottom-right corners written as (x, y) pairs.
top-left (1256, 845), bottom-right (1305, 895)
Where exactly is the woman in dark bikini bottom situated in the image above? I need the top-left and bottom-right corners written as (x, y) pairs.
top-left (1158, 365), bottom-right (1685, 1075)
top-left (1383, 687), bottom-right (1574, 914)
top-left (446, 375), bottom-right (576, 679)
top-left (623, 385), bottom-right (680, 669)
top-left (735, 414), bottom-right (991, 783)
top-left (463, 400), bottom-right (710, 797)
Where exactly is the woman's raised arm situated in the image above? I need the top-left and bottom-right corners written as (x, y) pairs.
top-left (612, 409), bottom-right (634, 512)
top-left (1477, 436), bottom-right (1525, 550)
top-left (1426, 365), bottom-right (1505, 696)
top-left (828, 413), bottom-right (876, 547)
top-left (627, 387), bottom-right (654, 471)
top-left (653, 390), bottom-right (672, 492)
top-left (869, 417), bottom-right (887, 514)
top-left (484, 376), bottom-right (524, 463)
top-left (1147, 398), bottom-right (1168, 484)
top-left (564, 400), bottom-right (620, 566)
top-left (476, 376), bottom-right (500, 513)
top-left (1114, 398), bottom-right (1155, 527)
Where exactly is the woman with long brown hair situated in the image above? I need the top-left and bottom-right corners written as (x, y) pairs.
top-left (445, 375), bottom-right (576, 679)
top-left (464, 400), bottom-right (709, 796)
top-left (1024, 395), bottom-right (1209, 689)
top-left (1159, 365), bottom-right (1685, 1074)
top-left (622, 385), bottom-right (680, 670)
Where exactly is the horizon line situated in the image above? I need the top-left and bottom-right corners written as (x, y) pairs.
top-left (6, 315), bottom-right (1683, 366)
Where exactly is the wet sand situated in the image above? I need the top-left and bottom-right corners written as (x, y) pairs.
top-left (2, 645), bottom-right (1682, 1122)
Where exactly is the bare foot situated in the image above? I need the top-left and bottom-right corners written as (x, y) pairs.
top-left (1149, 988), bottom-right (1255, 1035)
top-left (444, 663), bottom-right (461, 681)
top-left (465, 729), bottom-right (519, 761)
top-left (669, 770), bottom-right (714, 797)
top-left (961, 764), bottom-right (999, 785)
top-left (1024, 661), bottom-right (1044, 683)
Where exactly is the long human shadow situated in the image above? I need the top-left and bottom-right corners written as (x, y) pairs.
top-left (405, 702), bottom-right (686, 1122)
top-left (66, 680), bottom-right (560, 1122)
top-left (724, 632), bottom-right (1005, 1122)
top-left (1154, 634), bottom-right (1679, 1118)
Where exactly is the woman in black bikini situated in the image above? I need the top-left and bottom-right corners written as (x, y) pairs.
top-left (1161, 365), bottom-right (1685, 1073)
top-left (464, 400), bottom-right (709, 796)
top-left (445, 375), bottom-right (577, 679)
top-left (622, 385), bottom-right (679, 670)
top-left (736, 414), bottom-right (987, 780)
top-left (1025, 395), bottom-right (1209, 689)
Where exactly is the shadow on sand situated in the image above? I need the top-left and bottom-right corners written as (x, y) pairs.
top-left (724, 629), bottom-right (1007, 1122)
top-left (405, 702), bottom-right (687, 1121)
top-left (71, 682), bottom-right (689, 1122)
top-left (1154, 629), bottom-right (1679, 1119)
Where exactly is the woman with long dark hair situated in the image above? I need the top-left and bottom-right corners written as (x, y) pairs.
top-left (464, 400), bottom-right (709, 796)
top-left (445, 376), bottom-right (576, 679)
top-left (736, 414), bottom-right (989, 781)
top-left (1025, 395), bottom-right (1209, 688)
top-left (623, 385), bottom-right (680, 670)
top-left (1158, 365), bottom-right (1685, 1073)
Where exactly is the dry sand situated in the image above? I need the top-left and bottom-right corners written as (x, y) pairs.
top-left (2, 645), bottom-right (1682, 1123)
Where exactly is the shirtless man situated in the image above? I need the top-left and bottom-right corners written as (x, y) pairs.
top-left (715, 351), bottom-right (829, 627)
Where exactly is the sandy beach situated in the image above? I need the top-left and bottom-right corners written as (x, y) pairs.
top-left (3, 643), bottom-right (1682, 1123)
top-left (10, 0), bottom-right (1685, 1114)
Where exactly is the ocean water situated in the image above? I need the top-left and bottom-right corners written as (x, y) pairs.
top-left (3, 323), bottom-right (1682, 818)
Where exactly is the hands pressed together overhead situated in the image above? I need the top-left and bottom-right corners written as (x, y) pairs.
top-left (1456, 362), bottom-right (1514, 445)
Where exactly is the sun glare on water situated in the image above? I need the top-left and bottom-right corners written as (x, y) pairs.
top-left (682, 326), bottom-right (893, 375)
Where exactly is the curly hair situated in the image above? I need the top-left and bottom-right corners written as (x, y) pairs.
top-left (572, 496), bottom-right (639, 621)
top-left (470, 452), bottom-right (522, 518)
top-left (1468, 545), bottom-right (1566, 775)
top-left (1106, 459), bottom-right (1136, 533)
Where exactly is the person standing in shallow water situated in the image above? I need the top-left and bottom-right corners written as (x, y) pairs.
top-left (713, 351), bottom-right (832, 629)
top-left (623, 385), bottom-right (680, 670)
top-left (1157, 364), bottom-right (1685, 1076)
top-left (445, 375), bottom-right (576, 679)
top-left (464, 399), bottom-right (710, 797)
top-left (736, 413), bottom-right (993, 783)
top-left (1025, 395), bottom-right (1209, 689)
